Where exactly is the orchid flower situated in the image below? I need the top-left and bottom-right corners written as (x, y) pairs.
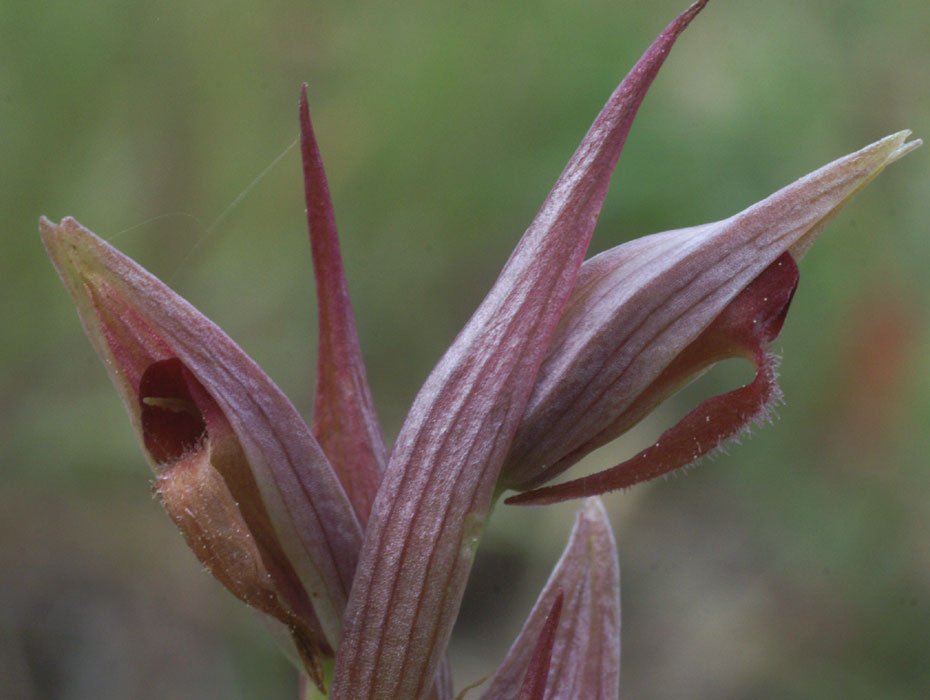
top-left (42, 0), bottom-right (919, 697)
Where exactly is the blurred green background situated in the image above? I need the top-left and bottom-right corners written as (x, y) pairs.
top-left (2, 1), bottom-right (928, 698)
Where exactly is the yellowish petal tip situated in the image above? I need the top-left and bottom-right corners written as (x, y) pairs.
top-left (38, 216), bottom-right (73, 249)
top-left (888, 130), bottom-right (922, 163)
top-left (38, 215), bottom-right (55, 239)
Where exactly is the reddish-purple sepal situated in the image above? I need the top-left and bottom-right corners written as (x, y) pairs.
top-left (300, 84), bottom-right (387, 524)
top-left (483, 498), bottom-right (620, 700)
top-left (503, 131), bottom-right (921, 501)
top-left (330, 4), bottom-right (706, 697)
top-left (40, 218), bottom-right (362, 667)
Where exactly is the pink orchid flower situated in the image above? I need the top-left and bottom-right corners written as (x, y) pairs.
top-left (42, 1), bottom-right (918, 697)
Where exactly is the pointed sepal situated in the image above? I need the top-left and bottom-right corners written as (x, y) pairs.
top-left (300, 84), bottom-right (387, 524)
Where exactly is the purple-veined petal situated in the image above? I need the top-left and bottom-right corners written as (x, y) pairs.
top-left (432, 657), bottom-right (455, 700)
top-left (502, 131), bottom-right (921, 500)
top-left (331, 6), bottom-right (707, 696)
top-left (515, 591), bottom-right (564, 700)
top-left (40, 217), bottom-right (362, 650)
top-left (301, 84), bottom-right (388, 525)
top-left (483, 498), bottom-right (620, 700)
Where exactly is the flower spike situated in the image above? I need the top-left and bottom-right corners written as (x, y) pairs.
top-left (40, 218), bottom-right (363, 680)
top-left (503, 131), bottom-right (921, 504)
top-left (330, 4), bottom-right (707, 697)
top-left (483, 499), bottom-right (620, 700)
top-left (42, 0), bottom-right (923, 693)
top-left (300, 84), bottom-right (388, 524)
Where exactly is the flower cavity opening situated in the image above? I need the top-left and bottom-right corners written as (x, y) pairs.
top-left (140, 358), bottom-right (208, 464)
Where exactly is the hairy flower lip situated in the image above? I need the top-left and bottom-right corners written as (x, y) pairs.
top-left (40, 216), bottom-right (362, 658)
top-left (501, 131), bottom-right (921, 499)
top-left (154, 442), bottom-right (327, 688)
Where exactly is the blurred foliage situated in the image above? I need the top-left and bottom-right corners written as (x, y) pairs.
top-left (2, 1), bottom-right (929, 698)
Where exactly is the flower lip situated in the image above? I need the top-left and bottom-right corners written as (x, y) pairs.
top-left (154, 442), bottom-right (327, 689)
